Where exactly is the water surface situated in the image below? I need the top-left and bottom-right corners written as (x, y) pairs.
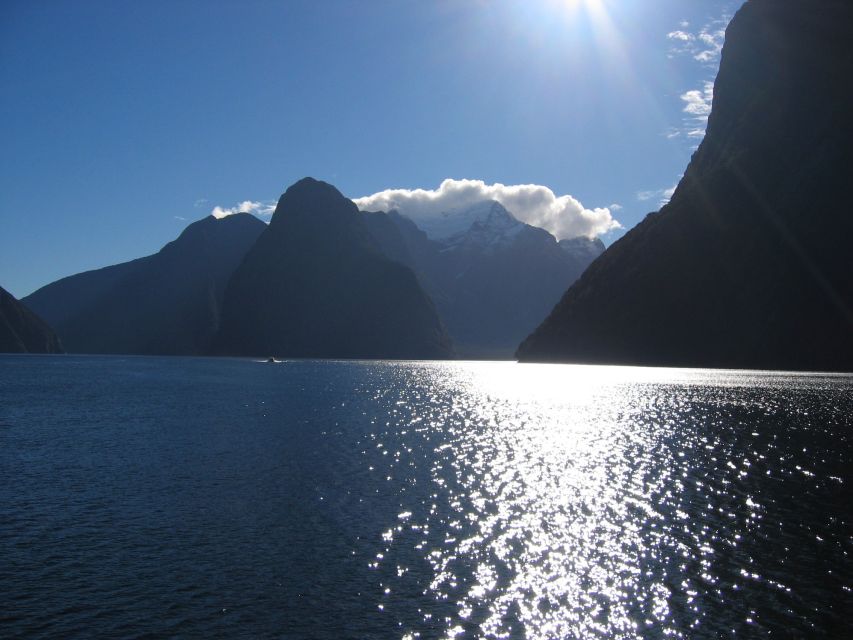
top-left (1, 356), bottom-right (850, 638)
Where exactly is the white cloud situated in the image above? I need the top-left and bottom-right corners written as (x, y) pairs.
top-left (211, 200), bottom-right (276, 219)
top-left (667, 17), bottom-right (729, 67)
top-left (667, 30), bottom-right (695, 43)
top-left (666, 11), bottom-right (732, 142)
top-left (681, 80), bottom-right (714, 118)
top-left (353, 178), bottom-right (621, 241)
top-left (676, 80), bottom-right (715, 144)
top-left (694, 27), bottom-right (726, 64)
top-left (609, 203), bottom-right (623, 211)
top-left (636, 185), bottom-right (677, 207)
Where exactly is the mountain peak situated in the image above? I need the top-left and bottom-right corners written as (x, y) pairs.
top-left (285, 176), bottom-right (342, 197)
top-left (213, 178), bottom-right (452, 359)
top-left (558, 236), bottom-right (606, 263)
top-left (169, 212), bottom-right (266, 253)
top-left (399, 199), bottom-right (523, 242)
top-left (279, 177), bottom-right (348, 207)
top-left (481, 200), bottom-right (522, 229)
top-left (447, 201), bottom-right (525, 250)
top-left (269, 177), bottom-right (358, 231)
top-left (23, 213), bottom-right (265, 355)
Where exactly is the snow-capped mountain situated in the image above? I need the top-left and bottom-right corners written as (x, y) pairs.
top-left (558, 236), bottom-right (606, 263)
top-left (442, 201), bottom-right (525, 250)
top-left (362, 199), bottom-right (605, 358)
top-left (408, 200), bottom-right (523, 242)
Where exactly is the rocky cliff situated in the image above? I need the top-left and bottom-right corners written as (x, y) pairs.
top-left (518, 0), bottom-right (853, 371)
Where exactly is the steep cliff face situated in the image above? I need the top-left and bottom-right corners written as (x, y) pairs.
top-left (213, 178), bottom-right (452, 359)
top-left (0, 286), bottom-right (63, 354)
top-left (24, 213), bottom-right (266, 355)
top-left (518, 0), bottom-right (853, 371)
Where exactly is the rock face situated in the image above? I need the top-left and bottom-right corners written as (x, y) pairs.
top-left (23, 213), bottom-right (266, 355)
top-left (518, 0), bottom-right (853, 371)
top-left (0, 286), bottom-right (64, 353)
top-left (213, 178), bottom-right (452, 359)
top-left (364, 201), bottom-right (603, 358)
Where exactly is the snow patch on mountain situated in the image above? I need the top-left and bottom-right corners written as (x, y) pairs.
top-left (442, 201), bottom-right (525, 249)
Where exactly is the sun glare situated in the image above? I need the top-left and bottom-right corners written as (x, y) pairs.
top-left (558, 0), bottom-right (608, 20)
top-left (534, 0), bottom-right (621, 52)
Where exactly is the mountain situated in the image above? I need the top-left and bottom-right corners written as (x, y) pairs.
top-left (410, 200), bottom-right (520, 242)
top-left (518, 0), bottom-right (853, 371)
top-left (364, 201), bottom-right (604, 358)
top-left (23, 213), bottom-right (266, 355)
top-left (0, 286), bottom-right (64, 353)
top-left (212, 178), bottom-right (452, 359)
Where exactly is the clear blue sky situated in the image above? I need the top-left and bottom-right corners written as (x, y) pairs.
top-left (1, 0), bottom-right (737, 298)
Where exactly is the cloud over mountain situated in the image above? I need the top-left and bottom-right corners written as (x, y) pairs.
top-left (353, 179), bottom-right (620, 241)
top-left (211, 200), bottom-right (275, 219)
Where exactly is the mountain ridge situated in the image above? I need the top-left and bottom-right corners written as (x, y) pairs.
top-left (24, 213), bottom-right (266, 355)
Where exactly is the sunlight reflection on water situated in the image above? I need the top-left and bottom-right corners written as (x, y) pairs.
top-left (2, 357), bottom-right (850, 639)
top-left (362, 362), bottom-right (852, 639)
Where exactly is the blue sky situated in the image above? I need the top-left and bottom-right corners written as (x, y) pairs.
top-left (1, 0), bottom-right (737, 298)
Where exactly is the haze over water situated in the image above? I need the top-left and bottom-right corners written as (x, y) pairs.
top-left (1, 356), bottom-right (850, 638)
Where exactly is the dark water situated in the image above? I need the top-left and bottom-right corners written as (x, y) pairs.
top-left (1, 356), bottom-right (851, 639)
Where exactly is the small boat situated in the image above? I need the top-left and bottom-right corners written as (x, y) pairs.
top-left (265, 356), bottom-right (278, 363)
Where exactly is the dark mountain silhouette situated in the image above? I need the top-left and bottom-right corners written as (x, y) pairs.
top-left (23, 213), bottom-right (266, 355)
top-left (518, 0), bottom-right (853, 371)
top-left (364, 201), bottom-right (604, 358)
top-left (0, 285), bottom-right (64, 353)
top-left (213, 178), bottom-right (452, 359)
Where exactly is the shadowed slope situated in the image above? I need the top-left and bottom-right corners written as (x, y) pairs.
top-left (0, 286), bottom-right (64, 353)
top-left (518, 0), bottom-right (853, 371)
top-left (213, 178), bottom-right (452, 359)
top-left (24, 213), bottom-right (266, 354)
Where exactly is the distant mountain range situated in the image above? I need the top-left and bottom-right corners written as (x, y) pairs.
top-left (364, 201), bottom-right (603, 358)
top-left (24, 213), bottom-right (265, 355)
top-left (18, 178), bottom-right (601, 359)
top-left (518, 0), bottom-right (853, 371)
top-left (0, 286), bottom-right (63, 354)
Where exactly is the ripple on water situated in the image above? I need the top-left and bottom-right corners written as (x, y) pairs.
top-left (362, 364), bottom-right (853, 639)
top-left (1, 357), bottom-right (851, 639)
